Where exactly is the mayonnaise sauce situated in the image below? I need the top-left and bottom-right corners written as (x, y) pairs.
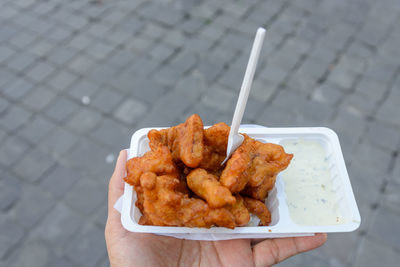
top-left (280, 139), bottom-right (345, 225)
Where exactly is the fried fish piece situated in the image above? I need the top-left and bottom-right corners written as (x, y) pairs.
top-left (242, 175), bottom-right (276, 200)
top-left (228, 195), bottom-right (251, 226)
top-left (148, 114), bottom-right (204, 168)
top-left (139, 172), bottom-right (236, 228)
top-left (243, 197), bottom-right (271, 226)
top-left (187, 168), bottom-right (235, 208)
top-left (199, 122), bottom-right (230, 171)
top-left (124, 145), bottom-right (178, 186)
top-left (220, 135), bottom-right (293, 195)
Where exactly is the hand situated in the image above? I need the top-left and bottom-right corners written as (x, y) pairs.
top-left (105, 150), bottom-right (327, 267)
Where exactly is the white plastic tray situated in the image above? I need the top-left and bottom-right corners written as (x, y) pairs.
top-left (121, 127), bottom-right (361, 236)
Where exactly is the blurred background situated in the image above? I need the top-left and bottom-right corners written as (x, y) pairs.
top-left (0, 0), bottom-right (399, 266)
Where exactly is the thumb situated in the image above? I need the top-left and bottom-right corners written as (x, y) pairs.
top-left (107, 150), bottom-right (127, 226)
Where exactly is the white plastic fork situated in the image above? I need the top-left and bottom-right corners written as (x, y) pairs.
top-left (222, 27), bottom-right (266, 165)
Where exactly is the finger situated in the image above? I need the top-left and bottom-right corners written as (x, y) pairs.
top-left (107, 150), bottom-right (127, 223)
top-left (253, 233), bottom-right (327, 266)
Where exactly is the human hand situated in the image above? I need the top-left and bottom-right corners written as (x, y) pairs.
top-left (105, 150), bottom-right (327, 267)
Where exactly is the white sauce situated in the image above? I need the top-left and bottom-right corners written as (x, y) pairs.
top-left (280, 139), bottom-right (345, 226)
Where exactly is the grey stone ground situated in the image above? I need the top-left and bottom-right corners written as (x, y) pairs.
top-left (0, 0), bottom-right (399, 266)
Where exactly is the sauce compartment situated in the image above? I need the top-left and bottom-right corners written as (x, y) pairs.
top-left (121, 127), bottom-right (361, 235)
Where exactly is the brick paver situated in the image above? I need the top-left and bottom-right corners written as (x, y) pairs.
top-left (1, 0), bottom-right (399, 266)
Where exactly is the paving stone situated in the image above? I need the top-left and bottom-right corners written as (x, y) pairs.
top-left (383, 180), bottom-right (400, 215)
top-left (33, 203), bottom-right (82, 249)
top-left (0, 44), bottom-right (16, 63)
top-left (45, 26), bottom-right (74, 43)
top-left (39, 127), bottom-right (79, 157)
top-left (13, 148), bottom-right (54, 183)
top-left (86, 42), bottom-right (115, 61)
top-left (0, 98), bottom-right (9, 115)
top-left (28, 40), bottom-right (55, 58)
top-left (340, 91), bottom-right (377, 118)
top-left (114, 98), bottom-right (147, 125)
top-left (310, 232), bottom-right (360, 266)
top-left (139, 2), bottom-right (183, 26)
top-left (91, 118), bottom-right (130, 149)
top-left (335, 54), bottom-right (367, 75)
top-left (87, 64), bottom-right (119, 86)
top-left (352, 142), bottom-right (393, 173)
top-left (365, 120), bottom-right (400, 152)
top-left (25, 61), bottom-right (55, 83)
top-left (125, 35), bottom-right (154, 53)
top-left (394, 156), bottom-right (400, 183)
top-left (116, 16), bottom-right (144, 34)
top-left (296, 57), bottom-right (329, 80)
top-left (32, 1), bottom-right (57, 16)
top-left (0, 68), bottom-right (18, 88)
top-left (141, 22), bottom-right (166, 40)
top-left (364, 60), bottom-right (396, 84)
top-left (201, 85), bottom-right (235, 112)
top-left (148, 43), bottom-right (175, 63)
top-left (40, 164), bottom-right (81, 198)
top-left (355, 76), bottom-right (387, 102)
top-left (47, 70), bottom-right (79, 92)
top-left (353, 237), bottom-right (400, 267)
top-left (243, 98), bottom-right (266, 123)
top-left (218, 66), bottom-right (245, 90)
top-left (276, 252), bottom-right (330, 267)
top-left (63, 138), bottom-right (113, 179)
top-left (174, 72), bottom-right (208, 99)
top-left (106, 50), bottom-right (136, 71)
top-left (2, 78), bottom-right (34, 100)
top-left (93, 202), bottom-right (107, 229)
top-left (10, 184), bottom-right (54, 229)
top-left (197, 57), bottom-right (226, 84)
top-left (66, 108), bottom-right (102, 134)
top-left (348, 161), bottom-right (383, 211)
top-left (0, 174), bottom-right (21, 211)
top-left (0, 135), bottom-right (29, 167)
top-left (6, 52), bottom-right (37, 73)
top-left (9, 31), bottom-right (37, 49)
top-left (368, 206), bottom-right (400, 251)
top-left (68, 79), bottom-right (101, 102)
top-left (0, 128), bottom-right (6, 143)
top-left (44, 96), bottom-right (79, 122)
top-left (258, 64), bottom-right (288, 85)
top-left (121, 77), bottom-right (167, 104)
top-left (67, 54), bottom-right (96, 74)
top-left (17, 115), bottom-right (55, 144)
top-left (179, 17), bottom-right (206, 34)
top-left (311, 82), bottom-right (344, 106)
top-left (67, 34), bottom-right (94, 52)
top-left (6, 239), bottom-right (51, 267)
top-left (0, 218), bottom-right (25, 260)
top-left (21, 87), bottom-right (57, 112)
top-left (256, 105), bottom-right (298, 127)
top-left (347, 40), bottom-right (374, 59)
top-left (91, 88), bottom-right (124, 114)
top-left (64, 177), bottom-right (107, 215)
top-left (331, 110), bottom-right (367, 161)
top-left (168, 49), bottom-right (197, 75)
top-left (65, 223), bottom-right (106, 267)
top-left (152, 67), bottom-right (182, 87)
top-left (375, 90), bottom-right (400, 127)
top-left (0, 105), bottom-right (32, 132)
top-left (44, 255), bottom-right (75, 267)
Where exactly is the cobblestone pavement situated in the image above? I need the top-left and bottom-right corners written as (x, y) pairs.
top-left (1, 0), bottom-right (399, 266)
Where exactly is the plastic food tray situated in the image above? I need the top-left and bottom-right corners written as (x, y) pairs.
top-left (121, 127), bottom-right (361, 236)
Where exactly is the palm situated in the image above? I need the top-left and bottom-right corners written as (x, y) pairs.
top-left (106, 151), bottom-right (327, 267)
top-left (108, 231), bottom-right (254, 266)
